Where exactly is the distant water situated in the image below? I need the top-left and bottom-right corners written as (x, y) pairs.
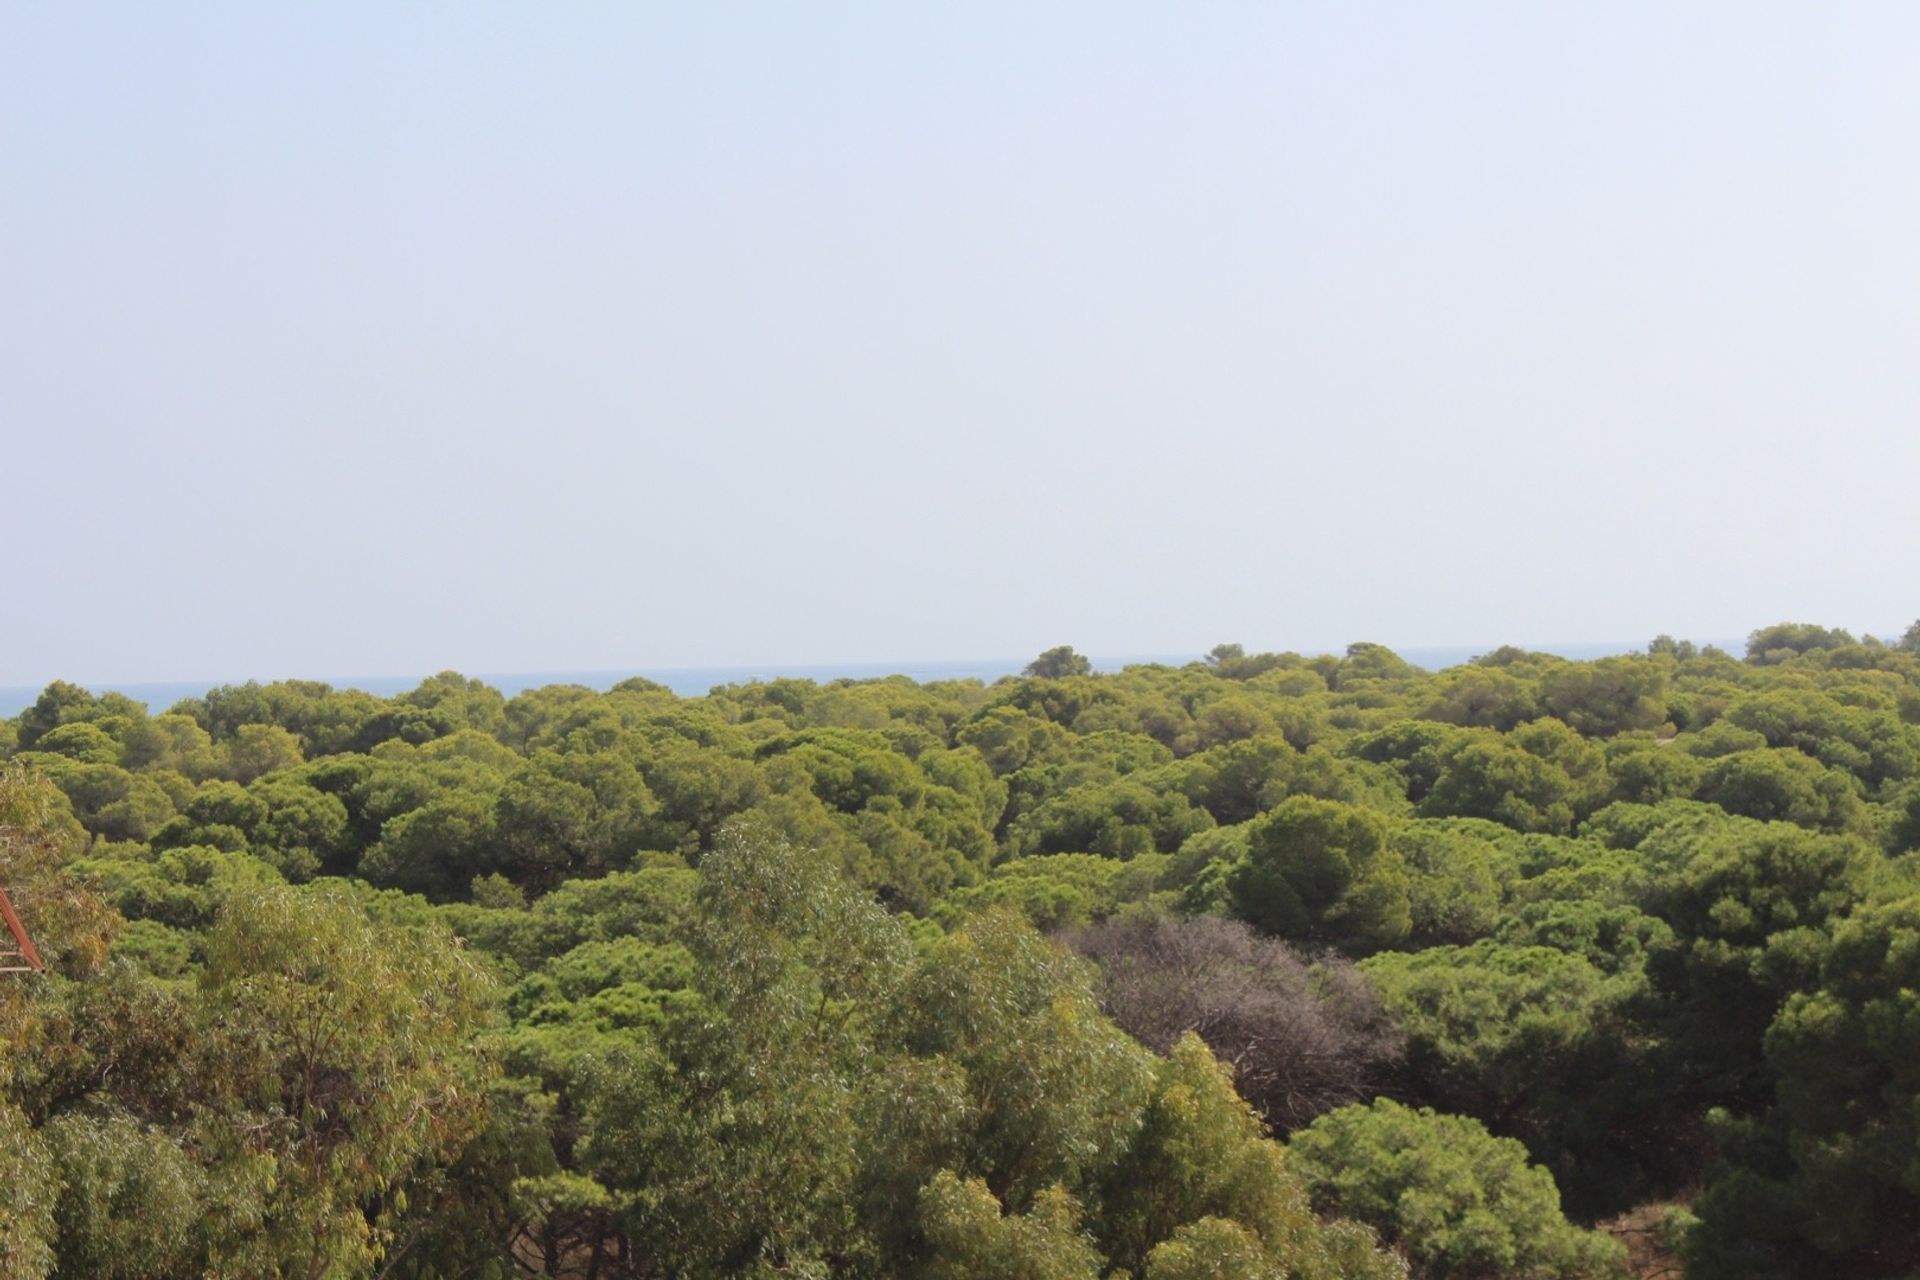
top-left (0, 642), bottom-right (1663, 720)
top-left (0, 658), bottom-right (1137, 718)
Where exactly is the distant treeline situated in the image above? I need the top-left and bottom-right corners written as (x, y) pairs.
top-left (4, 619), bottom-right (1920, 1278)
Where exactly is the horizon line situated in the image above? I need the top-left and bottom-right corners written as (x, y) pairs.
top-left (0, 637), bottom-right (1724, 698)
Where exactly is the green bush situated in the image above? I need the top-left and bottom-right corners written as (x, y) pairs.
top-left (1287, 1099), bottom-right (1626, 1279)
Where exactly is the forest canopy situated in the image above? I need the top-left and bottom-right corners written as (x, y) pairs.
top-left (5, 621), bottom-right (1920, 1278)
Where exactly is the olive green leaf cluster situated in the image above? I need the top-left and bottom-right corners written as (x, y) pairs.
top-left (0, 768), bottom-right (494, 1279)
top-left (1287, 1099), bottom-right (1626, 1279)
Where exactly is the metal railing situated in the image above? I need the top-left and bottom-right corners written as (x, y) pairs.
top-left (0, 884), bottom-right (43, 973)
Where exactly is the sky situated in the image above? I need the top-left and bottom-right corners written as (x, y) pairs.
top-left (5, 4), bottom-right (1918, 686)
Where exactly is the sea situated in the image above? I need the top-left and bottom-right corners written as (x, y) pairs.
top-left (0, 642), bottom-right (1667, 720)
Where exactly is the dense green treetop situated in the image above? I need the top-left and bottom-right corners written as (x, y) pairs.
top-left (6, 623), bottom-right (1920, 1276)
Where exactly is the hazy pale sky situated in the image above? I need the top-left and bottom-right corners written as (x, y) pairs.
top-left (6, 4), bottom-right (1917, 685)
